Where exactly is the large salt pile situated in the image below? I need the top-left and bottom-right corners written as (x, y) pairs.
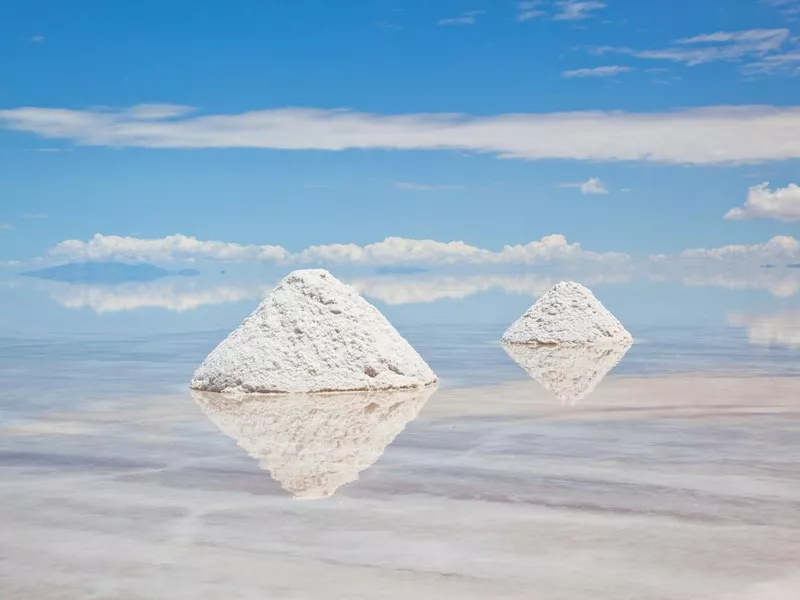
top-left (503, 341), bottom-right (631, 405)
top-left (501, 281), bottom-right (632, 345)
top-left (191, 386), bottom-right (435, 499)
top-left (190, 269), bottom-right (437, 394)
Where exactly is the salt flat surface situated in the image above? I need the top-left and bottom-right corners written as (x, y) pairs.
top-left (191, 269), bottom-right (437, 394)
top-left (2, 374), bottom-right (800, 599)
top-left (502, 281), bottom-right (632, 345)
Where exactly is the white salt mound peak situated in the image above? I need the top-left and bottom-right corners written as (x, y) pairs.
top-left (191, 386), bottom-right (435, 499)
top-left (190, 269), bottom-right (437, 394)
top-left (501, 281), bottom-right (632, 345)
top-left (503, 340), bottom-right (632, 405)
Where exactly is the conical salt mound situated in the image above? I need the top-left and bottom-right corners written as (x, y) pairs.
top-left (191, 386), bottom-right (435, 499)
top-left (503, 340), bottom-right (631, 405)
top-left (501, 281), bottom-right (632, 345)
top-left (190, 269), bottom-right (437, 394)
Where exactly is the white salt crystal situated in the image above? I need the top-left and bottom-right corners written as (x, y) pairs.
top-left (190, 269), bottom-right (437, 394)
top-left (503, 340), bottom-right (631, 404)
top-left (192, 386), bottom-right (435, 499)
top-left (501, 281), bottom-right (632, 345)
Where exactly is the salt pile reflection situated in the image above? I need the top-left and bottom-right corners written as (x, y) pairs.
top-left (191, 386), bottom-right (436, 499)
top-left (503, 340), bottom-right (632, 404)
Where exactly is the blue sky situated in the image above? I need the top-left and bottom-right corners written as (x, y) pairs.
top-left (1, 0), bottom-right (800, 267)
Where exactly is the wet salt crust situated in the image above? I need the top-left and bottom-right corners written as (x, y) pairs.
top-left (190, 269), bottom-right (437, 394)
top-left (502, 281), bottom-right (632, 346)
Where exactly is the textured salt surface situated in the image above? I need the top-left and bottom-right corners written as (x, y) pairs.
top-left (190, 269), bottom-right (437, 394)
top-left (192, 386), bottom-right (435, 499)
top-left (503, 340), bottom-right (632, 404)
top-left (502, 281), bottom-right (632, 345)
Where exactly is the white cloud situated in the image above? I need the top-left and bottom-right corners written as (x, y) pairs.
top-left (393, 182), bottom-right (466, 191)
top-left (0, 224), bottom-right (12, 230)
top-left (554, 0), bottom-right (607, 20)
top-left (727, 310), bottom-right (800, 349)
top-left (30, 35), bottom-right (44, 43)
top-left (563, 65), bottom-right (633, 78)
top-left (596, 28), bottom-right (793, 72)
top-left (49, 233), bottom-right (289, 263)
top-left (45, 233), bottom-right (630, 267)
top-left (5, 103), bottom-right (800, 165)
top-left (724, 182), bottom-right (800, 222)
top-left (558, 177), bottom-right (609, 194)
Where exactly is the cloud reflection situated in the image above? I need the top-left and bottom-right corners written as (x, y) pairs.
top-left (52, 281), bottom-right (271, 313)
top-left (43, 272), bottom-right (632, 313)
top-left (727, 311), bottom-right (800, 350)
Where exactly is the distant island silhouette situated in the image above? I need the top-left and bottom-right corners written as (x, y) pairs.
top-left (21, 262), bottom-right (200, 284)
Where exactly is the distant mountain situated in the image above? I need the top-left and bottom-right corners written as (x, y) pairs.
top-left (20, 262), bottom-right (200, 284)
top-left (374, 266), bottom-right (430, 275)
top-left (787, 264), bottom-right (800, 269)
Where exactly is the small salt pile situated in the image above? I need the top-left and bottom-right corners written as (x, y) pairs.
top-left (192, 386), bottom-right (435, 499)
top-left (190, 269), bottom-right (437, 394)
top-left (501, 281), bottom-right (632, 346)
top-left (503, 341), bottom-right (631, 405)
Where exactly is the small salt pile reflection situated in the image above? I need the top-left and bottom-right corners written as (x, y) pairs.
top-left (191, 386), bottom-right (436, 499)
top-left (502, 281), bottom-right (632, 404)
top-left (503, 342), bottom-right (631, 405)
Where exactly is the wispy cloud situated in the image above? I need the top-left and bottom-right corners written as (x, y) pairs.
top-left (553, 0), bottom-right (607, 21)
top-left (47, 233), bottom-right (630, 267)
top-left (516, 1), bottom-right (547, 21)
top-left (0, 224), bottom-right (12, 230)
top-left (595, 28), bottom-right (793, 73)
top-left (563, 65), bottom-right (633, 78)
top-left (393, 182), bottom-right (466, 191)
top-left (438, 10), bottom-right (484, 26)
top-left (517, 0), bottom-right (605, 22)
top-left (558, 177), bottom-right (609, 194)
top-left (5, 103), bottom-right (800, 165)
top-left (30, 35), bottom-right (44, 43)
top-left (763, 0), bottom-right (800, 16)
top-left (724, 182), bottom-right (800, 222)
top-left (20, 213), bottom-right (48, 220)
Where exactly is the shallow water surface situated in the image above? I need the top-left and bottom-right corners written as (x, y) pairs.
top-left (1, 277), bottom-right (799, 598)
